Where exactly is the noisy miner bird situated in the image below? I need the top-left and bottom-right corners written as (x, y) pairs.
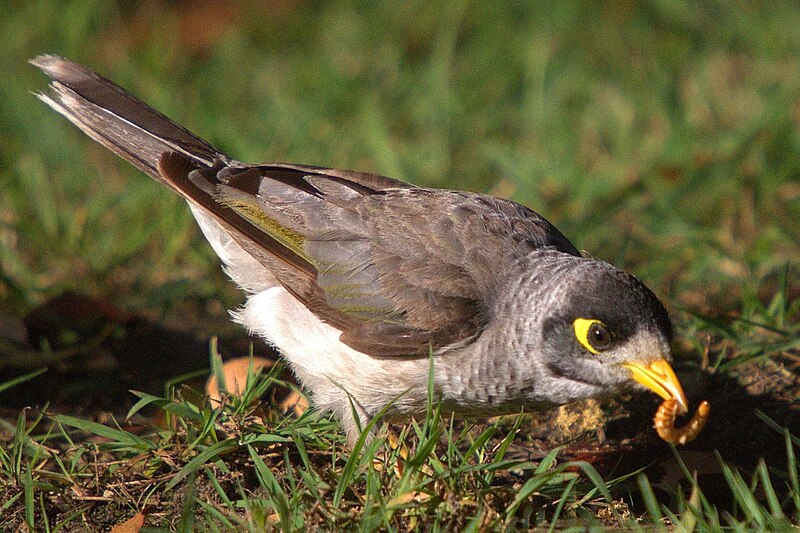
top-left (32, 55), bottom-right (691, 445)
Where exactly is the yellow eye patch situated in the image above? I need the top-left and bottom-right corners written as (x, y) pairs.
top-left (573, 318), bottom-right (608, 354)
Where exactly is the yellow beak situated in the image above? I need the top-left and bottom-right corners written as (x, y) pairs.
top-left (621, 359), bottom-right (688, 415)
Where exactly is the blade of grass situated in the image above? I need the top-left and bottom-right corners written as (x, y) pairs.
top-left (0, 368), bottom-right (47, 394)
top-left (248, 444), bottom-right (293, 532)
top-left (38, 491), bottom-right (51, 533)
top-left (673, 479), bottom-right (703, 533)
top-left (52, 414), bottom-right (156, 451)
top-left (547, 475), bottom-right (578, 533)
top-left (0, 492), bottom-right (22, 514)
top-left (755, 459), bottom-right (783, 520)
top-left (12, 409), bottom-right (27, 481)
top-left (785, 430), bottom-right (800, 518)
top-left (756, 410), bottom-right (800, 448)
top-left (504, 465), bottom-right (576, 521)
top-left (568, 460), bottom-right (613, 503)
top-left (23, 462), bottom-right (34, 530)
top-left (208, 337), bottom-right (226, 401)
top-left (332, 385), bottom-right (410, 507)
top-left (718, 454), bottom-right (765, 529)
top-left (534, 446), bottom-right (563, 475)
top-left (196, 498), bottom-right (238, 529)
top-left (127, 390), bottom-right (204, 422)
top-left (177, 471), bottom-right (198, 533)
top-left (462, 425), bottom-right (498, 463)
top-left (636, 473), bottom-right (664, 527)
top-left (165, 438), bottom-right (239, 491)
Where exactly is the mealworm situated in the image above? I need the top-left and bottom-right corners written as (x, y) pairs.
top-left (654, 399), bottom-right (710, 445)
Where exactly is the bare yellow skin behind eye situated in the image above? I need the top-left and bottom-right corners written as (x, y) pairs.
top-left (573, 318), bottom-right (604, 354)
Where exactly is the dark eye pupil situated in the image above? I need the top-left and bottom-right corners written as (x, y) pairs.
top-left (590, 325), bottom-right (611, 348)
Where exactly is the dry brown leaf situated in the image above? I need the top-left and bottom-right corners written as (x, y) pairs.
top-left (206, 356), bottom-right (274, 407)
top-left (388, 491), bottom-right (431, 506)
top-left (278, 389), bottom-right (309, 417)
top-left (206, 356), bottom-right (309, 416)
top-left (110, 511), bottom-right (144, 533)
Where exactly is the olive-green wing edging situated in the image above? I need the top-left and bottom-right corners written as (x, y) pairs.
top-left (204, 167), bottom-right (406, 327)
top-left (158, 153), bottom-right (351, 329)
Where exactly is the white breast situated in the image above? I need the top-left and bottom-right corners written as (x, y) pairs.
top-left (233, 287), bottom-right (433, 439)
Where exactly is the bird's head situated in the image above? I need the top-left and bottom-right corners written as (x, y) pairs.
top-left (536, 258), bottom-right (688, 413)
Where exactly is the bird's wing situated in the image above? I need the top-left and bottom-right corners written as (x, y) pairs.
top-left (32, 54), bottom-right (581, 357)
top-left (160, 155), bottom-right (581, 356)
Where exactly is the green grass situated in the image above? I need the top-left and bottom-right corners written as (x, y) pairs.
top-left (1, 355), bottom-right (798, 530)
top-left (1, 0), bottom-right (800, 530)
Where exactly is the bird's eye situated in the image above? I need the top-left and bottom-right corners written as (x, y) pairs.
top-left (573, 318), bottom-right (613, 354)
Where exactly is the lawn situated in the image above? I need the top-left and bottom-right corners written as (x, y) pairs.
top-left (1, 0), bottom-right (799, 530)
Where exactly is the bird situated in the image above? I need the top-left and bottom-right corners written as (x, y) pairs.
top-left (31, 55), bottom-right (690, 446)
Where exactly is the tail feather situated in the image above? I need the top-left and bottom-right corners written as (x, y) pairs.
top-left (31, 55), bottom-right (224, 192)
top-left (32, 54), bottom-right (325, 306)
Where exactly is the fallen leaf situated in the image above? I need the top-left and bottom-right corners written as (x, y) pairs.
top-left (206, 356), bottom-right (274, 407)
top-left (110, 511), bottom-right (144, 533)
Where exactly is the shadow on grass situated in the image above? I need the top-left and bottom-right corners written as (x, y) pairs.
top-left (0, 290), bottom-right (276, 414)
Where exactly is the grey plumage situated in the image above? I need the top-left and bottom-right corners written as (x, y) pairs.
top-left (32, 55), bottom-right (688, 444)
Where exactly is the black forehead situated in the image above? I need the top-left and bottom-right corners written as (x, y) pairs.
top-left (557, 264), bottom-right (672, 340)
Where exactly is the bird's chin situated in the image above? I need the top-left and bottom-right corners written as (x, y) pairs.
top-left (573, 367), bottom-right (638, 403)
top-left (543, 361), bottom-right (631, 403)
top-left (547, 377), bottom-right (609, 405)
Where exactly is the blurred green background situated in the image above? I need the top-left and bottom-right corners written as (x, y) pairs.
top-left (2, 0), bottom-right (800, 327)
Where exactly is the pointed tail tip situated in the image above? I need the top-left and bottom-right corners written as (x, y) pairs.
top-left (30, 55), bottom-right (88, 85)
top-left (30, 54), bottom-right (66, 73)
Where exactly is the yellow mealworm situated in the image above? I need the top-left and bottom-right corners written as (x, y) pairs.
top-left (654, 399), bottom-right (710, 445)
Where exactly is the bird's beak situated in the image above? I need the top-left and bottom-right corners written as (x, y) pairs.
top-left (621, 359), bottom-right (688, 415)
